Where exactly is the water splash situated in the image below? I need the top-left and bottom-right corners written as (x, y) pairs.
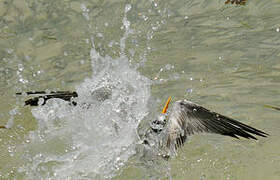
top-left (19, 4), bottom-right (151, 179)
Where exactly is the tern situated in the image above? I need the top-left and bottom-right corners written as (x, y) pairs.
top-left (2, 90), bottom-right (268, 157)
top-left (148, 97), bottom-right (267, 156)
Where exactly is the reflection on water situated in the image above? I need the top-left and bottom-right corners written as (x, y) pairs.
top-left (0, 0), bottom-right (280, 179)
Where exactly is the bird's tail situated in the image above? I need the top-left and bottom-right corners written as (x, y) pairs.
top-left (16, 91), bottom-right (78, 106)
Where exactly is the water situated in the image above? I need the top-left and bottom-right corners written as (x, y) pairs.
top-left (0, 0), bottom-right (280, 179)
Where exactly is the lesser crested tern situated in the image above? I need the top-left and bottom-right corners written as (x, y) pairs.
top-left (2, 91), bottom-right (268, 158)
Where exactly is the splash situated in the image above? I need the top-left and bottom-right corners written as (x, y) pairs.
top-left (19, 4), bottom-right (151, 179)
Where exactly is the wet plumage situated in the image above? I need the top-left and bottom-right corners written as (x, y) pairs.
top-left (15, 91), bottom-right (78, 106)
top-left (164, 100), bottom-right (268, 155)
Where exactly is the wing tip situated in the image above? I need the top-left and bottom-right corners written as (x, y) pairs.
top-left (16, 91), bottom-right (78, 106)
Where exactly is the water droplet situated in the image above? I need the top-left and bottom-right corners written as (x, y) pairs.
top-left (97, 33), bottom-right (103, 38)
top-left (125, 4), bottom-right (132, 13)
top-left (186, 88), bottom-right (193, 93)
top-left (38, 98), bottom-right (45, 106)
top-left (142, 15), bottom-right (148, 21)
top-left (6, 48), bottom-right (13, 54)
top-left (165, 64), bottom-right (173, 70)
top-left (18, 64), bottom-right (24, 71)
top-left (80, 4), bottom-right (87, 12)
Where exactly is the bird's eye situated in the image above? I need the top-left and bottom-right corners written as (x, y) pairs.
top-left (150, 115), bottom-right (167, 133)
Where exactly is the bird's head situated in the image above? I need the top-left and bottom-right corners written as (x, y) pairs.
top-left (150, 97), bottom-right (171, 133)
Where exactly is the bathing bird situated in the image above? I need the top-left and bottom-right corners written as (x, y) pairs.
top-left (147, 97), bottom-right (267, 156)
top-left (8, 91), bottom-right (268, 157)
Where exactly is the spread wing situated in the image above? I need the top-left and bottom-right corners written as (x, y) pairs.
top-left (16, 87), bottom-right (111, 106)
top-left (165, 100), bottom-right (268, 155)
top-left (16, 91), bottom-right (78, 106)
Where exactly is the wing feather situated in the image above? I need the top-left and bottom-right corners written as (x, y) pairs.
top-left (16, 91), bottom-right (78, 106)
top-left (165, 100), bottom-right (268, 154)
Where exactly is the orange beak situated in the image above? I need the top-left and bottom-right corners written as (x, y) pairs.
top-left (162, 96), bottom-right (171, 114)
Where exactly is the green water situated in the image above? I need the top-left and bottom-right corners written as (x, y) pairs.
top-left (1, 0), bottom-right (280, 179)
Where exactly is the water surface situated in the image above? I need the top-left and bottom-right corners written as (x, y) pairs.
top-left (0, 0), bottom-right (280, 179)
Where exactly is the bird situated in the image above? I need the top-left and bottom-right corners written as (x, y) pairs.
top-left (1, 91), bottom-right (268, 158)
top-left (142, 96), bottom-right (268, 157)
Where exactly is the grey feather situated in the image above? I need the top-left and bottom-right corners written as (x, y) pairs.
top-left (165, 100), bottom-right (268, 155)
